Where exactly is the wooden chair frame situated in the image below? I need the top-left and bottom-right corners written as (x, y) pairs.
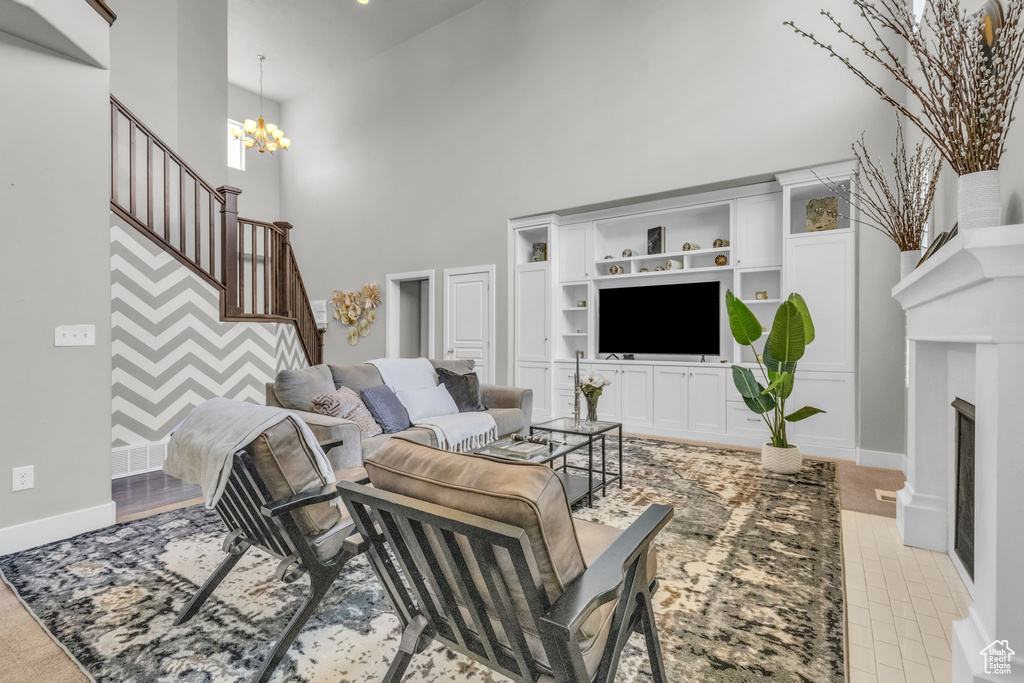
top-left (337, 480), bottom-right (673, 683)
top-left (174, 439), bottom-right (366, 683)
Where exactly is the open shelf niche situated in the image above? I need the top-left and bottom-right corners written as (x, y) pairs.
top-left (514, 225), bottom-right (550, 266)
top-left (559, 282), bottom-right (590, 360)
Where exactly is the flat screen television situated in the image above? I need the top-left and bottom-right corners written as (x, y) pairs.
top-left (598, 281), bottom-right (720, 355)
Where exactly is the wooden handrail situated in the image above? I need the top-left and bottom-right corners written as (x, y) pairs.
top-left (86, 0), bottom-right (116, 24)
top-left (110, 94), bottom-right (323, 367)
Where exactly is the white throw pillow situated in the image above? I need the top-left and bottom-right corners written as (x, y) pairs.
top-left (396, 385), bottom-right (459, 423)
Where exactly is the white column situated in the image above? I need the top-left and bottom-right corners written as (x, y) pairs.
top-left (952, 343), bottom-right (1024, 682)
top-left (897, 340), bottom-right (948, 551)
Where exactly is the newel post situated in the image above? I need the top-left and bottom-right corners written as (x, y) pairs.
top-left (218, 186), bottom-right (243, 316)
top-left (273, 221), bottom-right (294, 318)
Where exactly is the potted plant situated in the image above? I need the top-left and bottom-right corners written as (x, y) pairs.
top-left (579, 370), bottom-right (611, 426)
top-left (726, 291), bottom-right (826, 474)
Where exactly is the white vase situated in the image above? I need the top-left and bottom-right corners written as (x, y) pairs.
top-left (761, 442), bottom-right (802, 474)
top-left (900, 249), bottom-right (921, 279)
top-left (958, 170), bottom-right (1001, 230)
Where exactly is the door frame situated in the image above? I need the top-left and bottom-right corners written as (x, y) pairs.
top-left (443, 265), bottom-right (496, 383)
top-left (385, 270), bottom-right (435, 359)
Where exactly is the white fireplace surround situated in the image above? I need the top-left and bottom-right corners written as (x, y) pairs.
top-left (892, 224), bottom-right (1024, 682)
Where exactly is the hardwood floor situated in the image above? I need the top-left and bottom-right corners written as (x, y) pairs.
top-left (112, 470), bottom-right (202, 518)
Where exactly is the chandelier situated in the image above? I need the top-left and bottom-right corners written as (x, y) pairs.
top-left (232, 55), bottom-right (290, 153)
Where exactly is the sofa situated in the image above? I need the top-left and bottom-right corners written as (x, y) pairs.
top-left (266, 358), bottom-right (533, 469)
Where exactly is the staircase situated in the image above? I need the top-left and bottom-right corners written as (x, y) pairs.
top-left (109, 95), bottom-right (323, 366)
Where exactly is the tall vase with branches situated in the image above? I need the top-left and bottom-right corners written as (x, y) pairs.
top-left (817, 118), bottom-right (942, 277)
top-left (787, 0), bottom-right (1024, 229)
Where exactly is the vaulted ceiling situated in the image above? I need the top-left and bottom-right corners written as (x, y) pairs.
top-left (227, 0), bottom-right (488, 101)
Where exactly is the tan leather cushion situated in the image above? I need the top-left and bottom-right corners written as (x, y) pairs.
top-left (247, 418), bottom-right (342, 538)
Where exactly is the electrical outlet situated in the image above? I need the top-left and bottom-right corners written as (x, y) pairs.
top-left (55, 324), bottom-right (96, 347)
top-left (12, 466), bottom-right (33, 492)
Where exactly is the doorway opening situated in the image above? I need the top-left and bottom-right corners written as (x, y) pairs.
top-left (385, 270), bottom-right (435, 359)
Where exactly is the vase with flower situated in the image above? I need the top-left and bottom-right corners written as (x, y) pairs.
top-left (579, 371), bottom-right (611, 426)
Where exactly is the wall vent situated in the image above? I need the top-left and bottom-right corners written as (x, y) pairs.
top-left (111, 440), bottom-right (170, 479)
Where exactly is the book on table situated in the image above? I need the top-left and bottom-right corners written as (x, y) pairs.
top-left (488, 441), bottom-right (548, 458)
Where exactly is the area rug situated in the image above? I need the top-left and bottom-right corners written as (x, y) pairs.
top-left (0, 438), bottom-right (845, 682)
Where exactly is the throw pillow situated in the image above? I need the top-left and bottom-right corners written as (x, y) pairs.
top-left (274, 364), bottom-right (336, 412)
top-left (360, 384), bottom-right (413, 434)
top-left (311, 386), bottom-right (383, 439)
top-left (396, 385), bottom-right (460, 423)
top-left (436, 367), bottom-right (486, 412)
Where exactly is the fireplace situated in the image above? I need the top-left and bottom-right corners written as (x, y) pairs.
top-left (952, 398), bottom-right (975, 581)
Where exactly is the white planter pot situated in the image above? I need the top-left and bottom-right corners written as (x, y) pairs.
top-left (900, 249), bottom-right (921, 279)
top-left (761, 442), bottom-right (802, 474)
top-left (958, 170), bottom-right (1001, 230)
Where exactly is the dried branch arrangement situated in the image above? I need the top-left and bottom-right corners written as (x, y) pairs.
top-left (786, 0), bottom-right (1024, 173)
top-left (819, 119), bottom-right (942, 251)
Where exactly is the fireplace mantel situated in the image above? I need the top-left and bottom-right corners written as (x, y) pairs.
top-left (892, 223), bottom-right (1024, 682)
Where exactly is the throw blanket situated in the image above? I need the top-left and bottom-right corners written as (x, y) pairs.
top-left (164, 398), bottom-right (335, 508)
top-left (418, 412), bottom-right (498, 453)
top-left (369, 358), bottom-right (497, 451)
top-left (368, 358), bottom-right (436, 392)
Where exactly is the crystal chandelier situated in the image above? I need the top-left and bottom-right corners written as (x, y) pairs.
top-left (232, 55), bottom-right (290, 153)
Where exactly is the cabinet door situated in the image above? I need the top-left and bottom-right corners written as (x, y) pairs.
top-left (728, 402), bottom-right (771, 440)
top-left (785, 371), bottom-right (855, 449)
top-left (515, 362), bottom-right (551, 420)
top-left (619, 365), bottom-right (653, 426)
top-left (514, 264), bottom-right (550, 361)
top-left (559, 224), bottom-right (590, 282)
top-left (554, 362), bottom-right (591, 391)
top-left (735, 193), bottom-right (782, 268)
top-left (554, 389), bottom-right (575, 418)
top-left (784, 233), bottom-right (855, 372)
top-left (653, 366), bottom-right (688, 429)
top-left (593, 365), bottom-right (620, 422)
top-left (687, 367), bottom-right (726, 433)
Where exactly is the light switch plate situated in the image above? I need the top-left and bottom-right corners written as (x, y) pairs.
top-left (55, 324), bottom-right (96, 347)
top-left (12, 465), bottom-right (33, 492)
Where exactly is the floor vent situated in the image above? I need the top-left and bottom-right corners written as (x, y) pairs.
top-left (111, 440), bottom-right (169, 479)
top-left (875, 489), bottom-right (898, 503)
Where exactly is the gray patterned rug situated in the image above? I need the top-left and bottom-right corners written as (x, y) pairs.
top-left (0, 438), bottom-right (845, 682)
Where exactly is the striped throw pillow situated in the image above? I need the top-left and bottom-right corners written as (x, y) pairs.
top-left (312, 386), bottom-right (383, 439)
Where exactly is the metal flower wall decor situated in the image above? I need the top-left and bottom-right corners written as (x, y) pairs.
top-left (331, 282), bottom-right (381, 345)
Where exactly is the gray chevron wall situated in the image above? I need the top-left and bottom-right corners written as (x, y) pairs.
top-left (111, 219), bottom-right (308, 467)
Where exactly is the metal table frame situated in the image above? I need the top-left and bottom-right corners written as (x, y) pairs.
top-left (529, 419), bottom-right (623, 507)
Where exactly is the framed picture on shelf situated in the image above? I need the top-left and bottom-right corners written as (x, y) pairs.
top-left (917, 223), bottom-right (958, 266)
top-left (805, 196), bottom-right (838, 232)
top-left (647, 226), bottom-right (665, 254)
top-left (531, 242), bottom-right (547, 262)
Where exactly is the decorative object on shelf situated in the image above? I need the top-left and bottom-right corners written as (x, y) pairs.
top-left (713, 238), bottom-right (730, 248)
top-left (647, 226), bottom-right (666, 254)
top-left (639, 267), bottom-right (650, 273)
top-left (755, 291), bottom-right (769, 300)
top-left (531, 242), bottom-right (547, 262)
top-left (682, 242), bottom-right (701, 251)
top-left (608, 264), bottom-right (624, 275)
top-left (805, 197), bottom-right (838, 232)
top-left (715, 254), bottom-right (729, 266)
top-left (576, 300), bottom-right (587, 307)
top-left (330, 282), bottom-right (381, 346)
top-left (725, 289), bottom-right (825, 474)
top-left (787, 0), bottom-right (1024, 231)
top-left (579, 370), bottom-right (611, 426)
top-left (231, 56), bottom-right (291, 154)
top-left (576, 329), bottom-right (584, 334)
top-left (654, 266), bottom-right (665, 272)
top-left (574, 350), bottom-right (585, 359)
top-left (665, 259), bottom-right (684, 270)
top-left (815, 119), bottom-right (941, 278)
top-left (604, 255), bottom-right (614, 260)
top-left (918, 223), bottom-right (958, 266)
top-left (622, 248), bottom-right (634, 257)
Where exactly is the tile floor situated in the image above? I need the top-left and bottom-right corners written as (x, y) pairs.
top-left (842, 510), bottom-right (973, 683)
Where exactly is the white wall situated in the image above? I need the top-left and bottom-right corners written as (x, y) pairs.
top-left (228, 83), bottom-right (283, 220)
top-left (279, 0), bottom-right (907, 453)
top-left (0, 29), bottom-right (112, 535)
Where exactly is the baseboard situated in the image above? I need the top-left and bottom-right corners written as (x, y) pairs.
top-left (856, 448), bottom-right (907, 473)
top-left (0, 500), bottom-right (116, 556)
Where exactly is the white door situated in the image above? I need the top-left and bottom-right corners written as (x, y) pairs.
top-left (444, 266), bottom-right (495, 383)
top-left (594, 365), bottom-right (621, 422)
top-left (514, 263), bottom-right (550, 362)
top-left (653, 366), bottom-right (688, 429)
top-left (687, 367), bottom-right (726, 433)
top-left (515, 362), bottom-right (551, 420)
top-left (619, 365), bottom-right (653, 426)
top-left (735, 193), bottom-right (783, 268)
top-left (559, 224), bottom-right (591, 282)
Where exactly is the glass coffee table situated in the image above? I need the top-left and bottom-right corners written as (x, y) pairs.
top-left (475, 418), bottom-right (623, 507)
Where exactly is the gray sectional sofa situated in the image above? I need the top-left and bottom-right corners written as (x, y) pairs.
top-left (266, 359), bottom-right (533, 469)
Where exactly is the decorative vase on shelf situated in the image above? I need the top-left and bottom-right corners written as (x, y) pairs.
top-left (584, 394), bottom-right (599, 426)
top-left (900, 249), bottom-right (921, 279)
top-left (958, 170), bottom-right (1001, 230)
top-left (761, 442), bottom-right (802, 474)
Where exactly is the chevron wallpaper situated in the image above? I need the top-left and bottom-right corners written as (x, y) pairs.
top-left (111, 220), bottom-right (308, 452)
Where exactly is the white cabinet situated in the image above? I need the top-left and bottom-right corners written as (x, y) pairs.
top-left (687, 367), bottom-right (727, 433)
top-left (559, 224), bottom-right (591, 282)
top-left (514, 264), bottom-right (550, 361)
top-left (727, 402), bottom-right (772, 440)
top-left (619, 365), bottom-right (653, 427)
top-left (515, 362), bottom-right (551, 419)
top-left (593, 365), bottom-right (621, 422)
top-left (652, 366), bottom-right (688, 429)
top-left (785, 371), bottom-right (855, 449)
top-left (784, 232), bottom-right (855, 372)
top-left (735, 193), bottom-right (783, 268)
top-left (554, 389), bottom-right (575, 417)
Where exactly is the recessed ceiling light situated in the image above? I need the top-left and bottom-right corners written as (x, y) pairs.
top-left (357, 0), bottom-right (369, 4)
